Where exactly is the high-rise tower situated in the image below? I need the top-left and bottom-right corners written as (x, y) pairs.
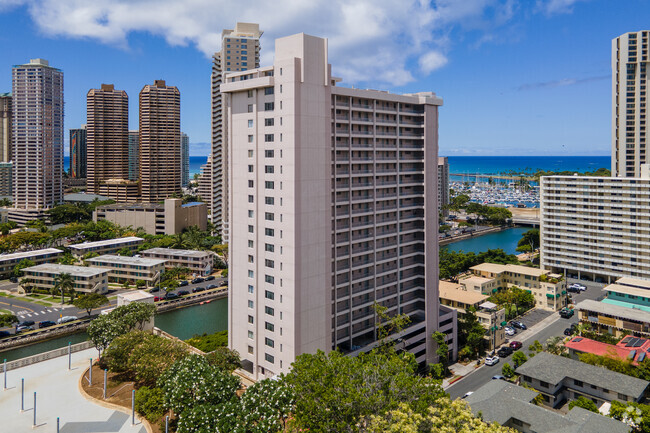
top-left (212, 22), bottom-right (262, 239)
top-left (612, 31), bottom-right (650, 178)
top-left (69, 126), bottom-right (87, 178)
top-left (181, 132), bottom-right (189, 188)
top-left (12, 59), bottom-right (63, 213)
top-left (0, 93), bottom-right (11, 163)
top-left (87, 84), bottom-right (137, 202)
top-left (139, 80), bottom-right (181, 202)
top-left (128, 130), bottom-right (139, 181)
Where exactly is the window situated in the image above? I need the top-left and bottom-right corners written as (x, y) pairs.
top-left (248, 285), bottom-right (254, 294)
top-left (248, 135), bottom-right (254, 143)
top-left (265, 212), bottom-right (274, 221)
top-left (247, 90), bottom-right (254, 98)
top-left (265, 165), bottom-right (274, 174)
top-left (265, 290), bottom-right (275, 300)
top-left (248, 240), bottom-right (254, 248)
top-left (248, 270), bottom-right (254, 278)
top-left (265, 87), bottom-right (274, 95)
top-left (248, 315), bottom-right (254, 324)
top-left (248, 195), bottom-right (254, 203)
top-left (264, 102), bottom-right (274, 111)
top-left (265, 275), bottom-right (275, 284)
top-left (265, 243), bottom-right (275, 252)
top-left (265, 150), bottom-right (274, 158)
top-left (248, 119), bottom-right (254, 127)
top-left (574, 379), bottom-right (583, 387)
top-left (265, 181), bottom-right (274, 189)
top-left (265, 228), bottom-right (275, 236)
top-left (265, 353), bottom-right (275, 363)
top-left (265, 321), bottom-right (274, 331)
top-left (265, 118), bottom-right (274, 126)
top-left (539, 381), bottom-right (549, 389)
top-left (265, 337), bottom-right (275, 348)
top-left (618, 393), bottom-right (628, 401)
top-left (247, 104), bottom-right (253, 113)
top-left (265, 196), bottom-right (274, 205)
top-left (248, 330), bottom-right (253, 339)
top-left (248, 225), bottom-right (254, 233)
top-left (248, 150), bottom-right (254, 157)
top-left (248, 300), bottom-right (254, 309)
top-left (265, 306), bottom-right (275, 316)
top-left (248, 180), bottom-right (254, 188)
top-left (248, 165), bottom-right (254, 173)
top-left (265, 134), bottom-right (274, 142)
top-left (265, 259), bottom-right (275, 268)
top-left (248, 255), bottom-right (254, 263)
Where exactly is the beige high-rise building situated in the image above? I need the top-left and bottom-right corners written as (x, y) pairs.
top-left (0, 93), bottom-right (11, 163)
top-left (212, 22), bottom-right (262, 240)
top-left (612, 31), bottom-right (650, 178)
top-left (438, 157), bottom-right (449, 217)
top-left (87, 84), bottom-right (138, 202)
top-left (198, 155), bottom-right (213, 204)
top-left (139, 80), bottom-right (181, 202)
top-left (224, 33), bottom-right (443, 380)
top-left (11, 59), bottom-right (63, 214)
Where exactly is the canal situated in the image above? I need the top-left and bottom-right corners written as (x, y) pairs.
top-left (0, 298), bottom-right (228, 362)
top-left (441, 226), bottom-right (529, 255)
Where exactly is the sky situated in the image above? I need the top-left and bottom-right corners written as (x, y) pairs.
top-left (0, 0), bottom-right (647, 157)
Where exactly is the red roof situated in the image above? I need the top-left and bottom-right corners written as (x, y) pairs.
top-left (565, 336), bottom-right (650, 365)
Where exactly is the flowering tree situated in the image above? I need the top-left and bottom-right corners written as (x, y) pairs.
top-left (239, 378), bottom-right (295, 432)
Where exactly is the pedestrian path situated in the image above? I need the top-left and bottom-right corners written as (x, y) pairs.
top-left (17, 309), bottom-right (58, 320)
top-left (0, 348), bottom-right (146, 433)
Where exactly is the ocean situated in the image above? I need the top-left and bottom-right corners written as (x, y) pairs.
top-left (63, 155), bottom-right (611, 179)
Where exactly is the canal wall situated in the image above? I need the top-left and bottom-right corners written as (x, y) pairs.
top-left (0, 340), bottom-right (93, 372)
top-left (439, 226), bottom-right (505, 246)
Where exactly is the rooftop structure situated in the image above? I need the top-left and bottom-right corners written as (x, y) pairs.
top-left (565, 335), bottom-right (650, 365)
top-left (68, 236), bottom-right (144, 258)
top-left (439, 281), bottom-right (489, 313)
top-left (0, 248), bottom-right (63, 278)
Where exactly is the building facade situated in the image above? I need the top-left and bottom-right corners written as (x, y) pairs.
top-left (69, 126), bottom-right (87, 179)
top-left (140, 80), bottom-right (181, 202)
top-left (612, 31), bottom-right (650, 178)
top-left (139, 248), bottom-right (213, 276)
top-left (86, 255), bottom-right (166, 287)
top-left (212, 22), bottom-right (262, 242)
top-left (68, 236), bottom-right (144, 258)
top-left (94, 198), bottom-right (207, 235)
top-left (198, 155), bottom-right (213, 206)
top-left (0, 248), bottom-right (62, 278)
top-left (181, 132), bottom-right (189, 188)
top-left (22, 263), bottom-right (109, 294)
top-left (128, 130), bottom-right (139, 181)
top-left (438, 156), bottom-right (449, 217)
top-left (12, 59), bottom-right (64, 211)
top-left (0, 162), bottom-right (12, 197)
top-left (224, 33), bottom-right (442, 379)
top-left (0, 93), bottom-right (11, 163)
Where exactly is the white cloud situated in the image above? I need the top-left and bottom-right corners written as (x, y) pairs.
top-left (2, 0), bottom-right (521, 86)
top-left (535, 0), bottom-right (587, 15)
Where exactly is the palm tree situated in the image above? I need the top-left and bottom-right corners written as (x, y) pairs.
top-left (54, 272), bottom-right (75, 305)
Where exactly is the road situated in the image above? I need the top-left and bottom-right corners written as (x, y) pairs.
top-left (447, 278), bottom-right (604, 400)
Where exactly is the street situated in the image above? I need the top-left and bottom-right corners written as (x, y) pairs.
top-left (447, 278), bottom-right (604, 400)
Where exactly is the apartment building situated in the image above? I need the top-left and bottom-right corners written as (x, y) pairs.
top-left (94, 198), bottom-right (207, 235)
top-left (566, 335), bottom-right (650, 364)
top-left (212, 22), bottom-right (263, 242)
top-left (438, 157), bottom-right (449, 217)
top-left (516, 352), bottom-right (650, 408)
top-left (139, 248), bottom-right (213, 276)
top-left (467, 263), bottom-right (567, 311)
top-left (224, 33), bottom-right (442, 379)
top-left (0, 248), bottom-right (63, 278)
top-left (86, 254), bottom-right (166, 287)
top-left (0, 162), bottom-right (12, 197)
top-left (139, 80), bottom-right (181, 202)
top-left (181, 132), bottom-right (189, 188)
top-left (612, 31), bottom-right (650, 178)
top-left (69, 126), bottom-right (87, 179)
top-left (541, 176), bottom-right (650, 282)
top-left (128, 130), bottom-right (139, 181)
top-left (22, 263), bottom-right (109, 294)
top-left (11, 59), bottom-right (64, 214)
top-left (68, 236), bottom-right (144, 258)
top-left (0, 93), bottom-right (11, 163)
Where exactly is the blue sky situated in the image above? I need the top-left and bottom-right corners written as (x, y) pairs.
top-left (0, 0), bottom-right (647, 157)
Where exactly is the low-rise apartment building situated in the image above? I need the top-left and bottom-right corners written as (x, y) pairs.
top-left (0, 248), bottom-right (63, 278)
top-left (466, 263), bottom-right (567, 311)
top-left (22, 263), bottom-right (109, 294)
top-left (85, 255), bottom-right (166, 287)
top-left (516, 352), bottom-right (650, 408)
top-left (459, 275), bottom-right (499, 294)
top-left (439, 281), bottom-right (506, 350)
top-left (69, 236), bottom-right (144, 258)
top-left (139, 248), bottom-right (213, 276)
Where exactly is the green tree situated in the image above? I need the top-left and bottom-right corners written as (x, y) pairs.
top-left (135, 280), bottom-right (146, 288)
top-left (516, 229), bottom-right (540, 253)
top-left (204, 347), bottom-right (241, 372)
top-left (545, 336), bottom-right (566, 356)
top-left (116, 247), bottom-right (133, 257)
top-left (432, 331), bottom-right (449, 375)
top-left (501, 363), bottom-right (515, 378)
top-left (73, 293), bottom-right (109, 316)
top-left (135, 386), bottom-right (165, 423)
top-left (57, 252), bottom-right (76, 265)
top-left (609, 401), bottom-right (649, 432)
top-left (528, 340), bottom-right (543, 354)
top-left (13, 258), bottom-right (35, 277)
top-left (53, 272), bottom-right (75, 305)
top-left (512, 350), bottom-right (527, 368)
top-left (458, 307), bottom-right (486, 359)
top-left (0, 313), bottom-right (18, 327)
top-left (568, 396), bottom-right (598, 413)
top-left (185, 330), bottom-right (228, 352)
top-left (87, 313), bottom-right (129, 355)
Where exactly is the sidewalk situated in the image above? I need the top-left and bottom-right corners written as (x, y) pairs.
top-left (0, 348), bottom-right (146, 433)
top-left (442, 360), bottom-right (481, 388)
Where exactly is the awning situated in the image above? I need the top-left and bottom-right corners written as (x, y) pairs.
top-left (546, 293), bottom-right (555, 299)
top-left (501, 320), bottom-right (507, 326)
top-left (561, 291), bottom-right (567, 295)
top-left (525, 289), bottom-right (532, 293)
top-left (492, 288), bottom-right (498, 294)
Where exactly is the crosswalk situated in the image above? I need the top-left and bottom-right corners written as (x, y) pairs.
top-left (16, 309), bottom-right (56, 319)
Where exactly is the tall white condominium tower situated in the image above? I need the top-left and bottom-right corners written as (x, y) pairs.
top-left (11, 59), bottom-right (63, 218)
top-left (612, 31), bottom-right (650, 178)
top-left (224, 33), bottom-right (443, 379)
top-left (211, 22), bottom-right (262, 240)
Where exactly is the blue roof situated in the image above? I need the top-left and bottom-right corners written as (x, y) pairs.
top-left (601, 298), bottom-right (650, 312)
top-left (182, 202), bottom-right (204, 207)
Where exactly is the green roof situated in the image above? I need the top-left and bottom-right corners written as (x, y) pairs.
top-left (0, 92), bottom-right (11, 97)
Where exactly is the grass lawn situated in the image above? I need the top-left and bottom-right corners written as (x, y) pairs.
top-left (0, 308), bottom-right (12, 314)
top-left (108, 296), bottom-right (117, 301)
top-left (27, 293), bottom-right (47, 299)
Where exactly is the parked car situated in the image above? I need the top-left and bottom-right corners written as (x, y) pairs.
top-left (9, 276), bottom-right (18, 283)
top-left (559, 308), bottom-right (574, 319)
top-left (178, 280), bottom-right (189, 287)
top-left (497, 346), bottom-right (513, 358)
top-left (191, 278), bottom-right (204, 284)
top-left (567, 286), bottom-right (581, 293)
top-left (178, 290), bottom-right (190, 296)
top-left (0, 330), bottom-right (11, 338)
top-left (192, 286), bottom-right (206, 293)
top-left (19, 320), bottom-right (35, 327)
top-left (149, 286), bottom-right (160, 293)
top-left (510, 321), bottom-right (527, 330)
top-left (485, 356), bottom-right (500, 366)
top-left (206, 284), bottom-right (217, 290)
top-left (154, 296), bottom-right (161, 302)
top-left (504, 326), bottom-right (516, 336)
top-left (205, 276), bottom-right (215, 281)
top-left (492, 375), bottom-right (506, 380)
top-left (16, 325), bottom-right (34, 333)
top-left (564, 328), bottom-right (574, 336)
top-left (569, 283), bottom-right (586, 291)
top-left (462, 392), bottom-right (474, 399)
top-left (164, 292), bottom-right (179, 300)
top-left (509, 341), bottom-right (522, 350)
top-left (56, 316), bottom-right (77, 324)
top-left (38, 320), bottom-right (56, 328)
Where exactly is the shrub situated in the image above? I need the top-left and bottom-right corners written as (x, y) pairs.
top-left (204, 347), bottom-right (241, 372)
top-left (127, 335), bottom-right (188, 386)
top-left (501, 363), bottom-right (514, 378)
top-left (185, 331), bottom-right (228, 352)
top-left (135, 386), bottom-right (165, 423)
top-left (103, 331), bottom-right (150, 375)
top-left (568, 396), bottom-right (598, 413)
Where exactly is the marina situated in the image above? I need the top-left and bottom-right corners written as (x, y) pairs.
top-left (451, 180), bottom-right (539, 208)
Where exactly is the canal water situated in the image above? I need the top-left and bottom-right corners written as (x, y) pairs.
top-left (441, 226), bottom-right (529, 255)
top-left (0, 298), bottom-right (228, 362)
